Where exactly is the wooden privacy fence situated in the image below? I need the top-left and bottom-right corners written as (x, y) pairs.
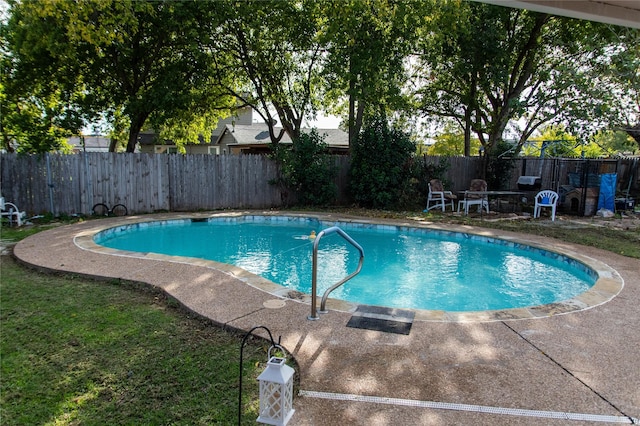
top-left (423, 156), bottom-right (639, 194)
top-left (1, 153), bottom-right (637, 216)
top-left (0, 153), bottom-right (294, 216)
top-left (420, 156), bottom-right (484, 191)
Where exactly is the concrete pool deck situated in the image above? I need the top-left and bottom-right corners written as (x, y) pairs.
top-left (12, 212), bottom-right (640, 425)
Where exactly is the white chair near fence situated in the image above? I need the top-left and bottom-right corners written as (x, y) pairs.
top-left (458, 179), bottom-right (490, 215)
top-left (533, 190), bottom-right (559, 221)
top-left (0, 196), bottom-right (27, 226)
top-left (424, 179), bottom-right (457, 212)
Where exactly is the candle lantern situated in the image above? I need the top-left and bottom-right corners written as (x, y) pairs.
top-left (256, 348), bottom-right (295, 426)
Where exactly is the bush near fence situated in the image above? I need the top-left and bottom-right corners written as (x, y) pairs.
top-left (1, 153), bottom-right (637, 216)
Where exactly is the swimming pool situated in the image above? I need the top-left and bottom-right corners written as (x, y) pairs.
top-left (94, 215), bottom-right (597, 312)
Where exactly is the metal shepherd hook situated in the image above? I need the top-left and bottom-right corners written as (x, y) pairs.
top-left (238, 325), bottom-right (281, 425)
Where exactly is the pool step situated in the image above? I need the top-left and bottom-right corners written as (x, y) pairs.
top-left (346, 305), bottom-right (415, 335)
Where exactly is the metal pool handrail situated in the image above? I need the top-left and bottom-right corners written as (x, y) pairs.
top-left (308, 226), bottom-right (364, 320)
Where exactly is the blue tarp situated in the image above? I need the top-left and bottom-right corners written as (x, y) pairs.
top-left (597, 173), bottom-right (617, 211)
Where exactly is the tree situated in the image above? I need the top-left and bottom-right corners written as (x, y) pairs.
top-left (522, 125), bottom-right (580, 157)
top-left (417, 2), bottom-right (552, 156)
top-left (5, 0), bottom-right (235, 153)
top-left (427, 121), bottom-right (481, 156)
top-left (349, 114), bottom-right (416, 209)
top-left (212, 0), bottom-right (324, 145)
top-left (270, 130), bottom-right (337, 206)
top-left (593, 131), bottom-right (639, 156)
top-left (414, 0), bottom-right (479, 157)
top-left (1, 0), bottom-right (85, 153)
top-left (509, 21), bottom-right (639, 151)
top-left (0, 68), bottom-right (76, 154)
top-left (416, 2), bottom-right (629, 158)
top-left (320, 0), bottom-right (424, 145)
top-left (524, 126), bottom-right (637, 158)
top-left (593, 28), bottom-right (640, 149)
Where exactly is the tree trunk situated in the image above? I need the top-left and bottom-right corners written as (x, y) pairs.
top-left (0, 122), bottom-right (15, 153)
top-left (626, 123), bottom-right (640, 148)
top-left (125, 113), bottom-right (149, 153)
top-left (2, 139), bottom-right (15, 153)
top-left (463, 75), bottom-right (477, 157)
top-left (464, 109), bottom-right (472, 157)
top-left (348, 76), bottom-right (356, 147)
top-left (354, 100), bottom-right (364, 139)
top-left (347, 56), bottom-right (366, 147)
top-left (347, 95), bottom-right (365, 147)
top-left (126, 129), bottom-right (138, 153)
top-left (109, 138), bottom-right (118, 152)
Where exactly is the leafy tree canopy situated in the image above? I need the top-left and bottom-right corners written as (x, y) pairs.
top-left (415, 1), bottom-right (637, 156)
top-left (320, 0), bottom-right (426, 144)
top-left (427, 122), bottom-right (481, 156)
top-left (212, 0), bottom-right (324, 145)
top-left (2, 0), bottom-right (638, 156)
top-left (4, 0), bottom-right (235, 152)
top-left (523, 126), bottom-right (638, 158)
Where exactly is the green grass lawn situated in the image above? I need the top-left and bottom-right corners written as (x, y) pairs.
top-left (460, 217), bottom-right (640, 258)
top-left (0, 254), bottom-right (267, 425)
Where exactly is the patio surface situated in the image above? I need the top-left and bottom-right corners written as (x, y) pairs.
top-left (11, 212), bottom-right (640, 425)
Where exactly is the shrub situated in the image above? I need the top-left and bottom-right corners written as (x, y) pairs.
top-left (270, 130), bottom-right (337, 207)
top-left (418, 157), bottom-right (451, 195)
top-left (349, 116), bottom-right (416, 209)
top-left (485, 140), bottom-right (516, 190)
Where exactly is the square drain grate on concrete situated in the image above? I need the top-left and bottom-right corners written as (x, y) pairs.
top-left (346, 305), bottom-right (415, 335)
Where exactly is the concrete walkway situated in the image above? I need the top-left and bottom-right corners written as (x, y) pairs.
top-left (12, 212), bottom-right (640, 425)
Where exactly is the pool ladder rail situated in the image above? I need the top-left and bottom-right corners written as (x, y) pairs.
top-left (308, 226), bottom-right (364, 320)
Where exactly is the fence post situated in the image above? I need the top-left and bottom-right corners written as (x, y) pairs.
top-left (45, 153), bottom-right (55, 215)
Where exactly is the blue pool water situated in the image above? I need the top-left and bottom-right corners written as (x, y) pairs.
top-left (94, 216), bottom-right (597, 312)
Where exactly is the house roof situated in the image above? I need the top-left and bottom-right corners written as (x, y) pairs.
top-left (216, 124), bottom-right (349, 148)
top-left (475, 0), bottom-right (640, 29)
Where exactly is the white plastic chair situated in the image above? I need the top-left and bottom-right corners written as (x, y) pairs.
top-left (0, 196), bottom-right (27, 226)
top-left (424, 179), bottom-right (457, 212)
top-left (534, 190), bottom-right (559, 221)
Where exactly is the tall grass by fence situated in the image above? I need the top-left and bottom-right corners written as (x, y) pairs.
top-left (1, 153), bottom-right (637, 216)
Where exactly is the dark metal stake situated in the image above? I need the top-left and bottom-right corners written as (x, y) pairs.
top-left (238, 326), bottom-right (280, 426)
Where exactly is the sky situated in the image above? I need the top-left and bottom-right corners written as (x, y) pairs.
top-left (303, 113), bottom-right (342, 129)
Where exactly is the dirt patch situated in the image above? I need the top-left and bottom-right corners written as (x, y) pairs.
top-left (565, 214), bottom-right (640, 230)
top-left (466, 210), bottom-right (640, 231)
